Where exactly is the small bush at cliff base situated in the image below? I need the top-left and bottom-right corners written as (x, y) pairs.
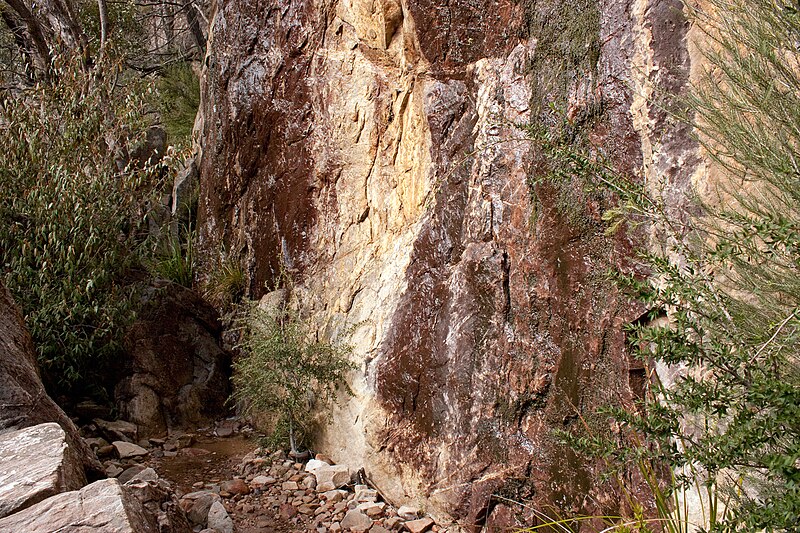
top-left (230, 300), bottom-right (355, 455)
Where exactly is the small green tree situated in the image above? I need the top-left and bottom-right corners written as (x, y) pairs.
top-left (231, 299), bottom-right (355, 455)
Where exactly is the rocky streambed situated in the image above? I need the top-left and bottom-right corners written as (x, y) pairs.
top-left (1, 416), bottom-right (453, 533)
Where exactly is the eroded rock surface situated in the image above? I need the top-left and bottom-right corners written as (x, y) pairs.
top-left (0, 423), bottom-right (86, 519)
top-left (115, 283), bottom-right (232, 437)
top-left (0, 478), bottom-right (157, 533)
top-left (196, 0), bottom-right (697, 526)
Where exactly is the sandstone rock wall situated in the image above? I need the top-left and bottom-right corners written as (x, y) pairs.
top-left (196, 0), bottom-right (698, 527)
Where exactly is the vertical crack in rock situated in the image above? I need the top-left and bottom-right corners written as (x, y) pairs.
top-left (196, 0), bottom-right (699, 526)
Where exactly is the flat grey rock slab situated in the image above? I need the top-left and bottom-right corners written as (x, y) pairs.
top-left (0, 478), bottom-right (157, 532)
top-left (0, 423), bottom-right (85, 518)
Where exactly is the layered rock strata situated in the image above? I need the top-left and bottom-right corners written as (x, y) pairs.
top-left (0, 423), bottom-right (86, 518)
top-left (196, 0), bottom-right (697, 526)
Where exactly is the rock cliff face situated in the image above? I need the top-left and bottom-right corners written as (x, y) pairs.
top-left (196, 0), bottom-right (695, 527)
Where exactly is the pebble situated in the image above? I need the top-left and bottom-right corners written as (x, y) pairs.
top-left (117, 464), bottom-right (146, 484)
top-left (405, 517), bottom-right (436, 533)
top-left (386, 516), bottom-right (403, 529)
top-left (112, 441), bottom-right (148, 459)
top-left (86, 421), bottom-right (446, 533)
top-left (105, 465), bottom-right (123, 478)
top-left (305, 458), bottom-right (329, 471)
top-left (220, 478), bottom-right (250, 495)
top-left (340, 509), bottom-right (373, 532)
top-left (354, 485), bottom-right (378, 503)
top-left (398, 504), bottom-right (421, 520)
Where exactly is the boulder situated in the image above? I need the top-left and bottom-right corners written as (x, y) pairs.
top-left (206, 501), bottom-right (233, 533)
top-left (0, 478), bottom-right (158, 532)
top-left (312, 464), bottom-right (350, 492)
top-left (115, 283), bottom-right (232, 437)
top-left (0, 283), bottom-right (102, 478)
top-left (0, 423), bottom-right (86, 518)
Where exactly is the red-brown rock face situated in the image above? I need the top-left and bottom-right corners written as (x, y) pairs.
top-left (197, 0), bottom-right (694, 527)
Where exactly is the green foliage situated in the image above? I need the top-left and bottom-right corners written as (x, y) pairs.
top-left (231, 300), bottom-right (356, 454)
top-left (157, 63), bottom-right (200, 143)
top-left (545, 0), bottom-right (800, 530)
top-left (0, 51), bottom-right (158, 394)
top-left (204, 254), bottom-right (246, 310)
top-left (147, 226), bottom-right (195, 288)
top-left (523, 107), bottom-right (612, 232)
top-left (78, 0), bottom-right (143, 55)
top-left (522, 0), bottom-right (600, 114)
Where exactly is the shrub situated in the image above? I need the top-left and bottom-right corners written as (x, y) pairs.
top-left (547, 0), bottom-right (800, 530)
top-left (527, 0), bottom-right (800, 529)
top-left (147, 227), bottom-right (195, 288)
top-left (0, 51), bottom-right (159, 395)
top-left (231, 299), bottom-right (355, 455)
top-left (203, 255), bottom-right (246, 311)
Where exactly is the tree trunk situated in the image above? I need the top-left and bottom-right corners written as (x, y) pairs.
top-left (37, 0), bottom-right (87, 53)
top-left (288, 416), bottom-right (298, 456)
top-left (2, 0), bottom-right (52, 81)
top-left (97, 0), bottom-right (108, 49)
top-left (0, 6), bottom-right (36, 83)
top-left (185, 1), bottom-right (206, 52)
